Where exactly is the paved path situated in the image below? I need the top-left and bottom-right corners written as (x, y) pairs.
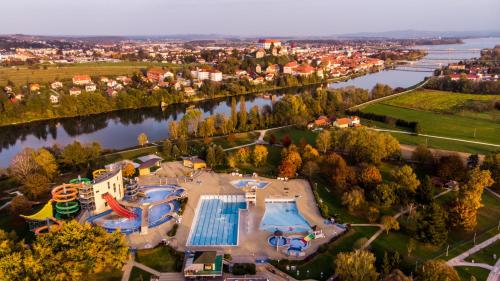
top-left (486, 188), bottom-right (500, 200)
top-left (447, 233), bottom-right (500, 278)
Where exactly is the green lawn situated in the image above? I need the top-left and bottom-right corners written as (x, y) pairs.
top-left (135, 246), bottom-right (183, 272)
top-left (465, 240), bottom-right (500, 266)
top-left (228, 145), bottom-right (282, 177)
top-left (270, 226), bottom-right (379, 280)
top-left (455, 266), bottom-right (491, 281)
top-left (129, 267), bottom-right (153, 281)
top-left (383, 89), bottom-right (499, 120)
top-left (0, 61), bottom-right (192, 85)
top-left (265, 127), bottom-right (318, 146)
top-left (89, 269), bottom-right (123, 281)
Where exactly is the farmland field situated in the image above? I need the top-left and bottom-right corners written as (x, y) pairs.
top-left (360, 90), bottom-right (500, 150)
top-left (0, 61), bottom-right (188, 85)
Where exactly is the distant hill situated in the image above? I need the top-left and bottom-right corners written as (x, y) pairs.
top-left (336, 30), bottom-right (500, 39)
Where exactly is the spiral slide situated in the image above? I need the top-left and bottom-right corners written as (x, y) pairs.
top-left (51, 184), bottom-right (81, 217)
top-left (102, 193), bottom-right (138, 219)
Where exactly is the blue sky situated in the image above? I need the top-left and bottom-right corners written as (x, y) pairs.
top-left (1, 0), bottom-right (499, 36)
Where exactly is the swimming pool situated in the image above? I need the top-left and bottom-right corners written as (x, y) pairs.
top-left (187, 195), bottom-right (247, 246)
top-left (231, 179), bottom-right (270, 189)
top-left (138, 186), bottom-right (184, 203)
top-left (259, 200), bottom-right (311, 233)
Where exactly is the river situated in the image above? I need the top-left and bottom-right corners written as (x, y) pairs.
top-left (1, 38), bottom-right (499, 167)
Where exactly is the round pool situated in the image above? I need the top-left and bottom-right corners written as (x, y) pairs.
top-left (268, 236), bottom-right (289, 247)
top-left (289, 236), bottom-right (310, 250)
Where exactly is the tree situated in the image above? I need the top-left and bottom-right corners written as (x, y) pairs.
top-left (137, 133), bottom-right (148, 147)
top-left (8, 195), bottom-right (32, 215)
top-left (281, 135), bottom-right (292, 147)
top-left (342, 187), bottom-right (365, 212)
top-left (0, 221), bottom-right (128, 281)
top-left (60, 141), bottom-right (101, 169)
top-left (178, 136), bottom-right (188, 155)
top-left (437, 154), bottom-right (466, 181)
top-left (335, 250), bottom-right (379, 281)
top-left (278, 159), bottom-right (296, 178)
top-left (322, 153), bottom-right (353, 191)
top-left (391, 165), bottom-right (420, 193)
top-left (316, 130), bottom-right (331, 154)
top-left (252, 145), bottom-right (268, 167)
top-left (302, 144), bottom-right (320, 162)
top-left (235, 147), bottom-right (251, 164)
top-left (383, 269), bottom-right (412, 281)
top-left (301, 161), bottom-right (320, 178)
top-left (358, 165), bottom-right (382, 190)
top-left (168, 121), bottom-right (179, 140)
top-left (33, 148), bottom-right (58, 180)
top-left (372, 183), bottom-right (397, 209)
top-left (9, 148), bottom-right (38, 182)
top-left (381, 216), bottom-right (400, 234)
top-left (417, 260), bottom-right (459, 281)
top-left (482, 152), bottom-right (500, 191)
top-left (269, 133), bottom-right (277, 145)
top-left (214, 145), bottom-right (226, 167)
top-left (162, 139), bottom-right (173, 159)
top-left (407, 238), bottom-right (416, 257)
top-left (238, 96), bottom-right (247, 131)
top-left (450, 168), bottom-right (494, 230)
top-left (230, 97), bottom-right (238, 127)
top-left (206, 146), bottom-right (216, 168)
top-left (417, 176), bottom-right (435, 205)
top-left (122, 163), bottom-right (135, 178)
top-left (367, 207), bottom-right (380, 223)
top-left (416, 203), bottom-right (448, 246)
top-left (22, 173), bottom-right (51, 200)
top-left (412, 144), bottom-right (434, 167)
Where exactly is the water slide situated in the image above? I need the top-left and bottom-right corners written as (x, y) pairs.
top-left (102, 193), bottom-right (138, 219)
top-left (51, 184), bottom-right (81, 217)
top-left (20, 200), bottom-right (61, 235)
top-left (302, 233), bottom-right (315, 242)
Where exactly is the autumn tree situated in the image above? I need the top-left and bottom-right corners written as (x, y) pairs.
top-left (482, 152), bottom-right (500, 191)
top-left (322, 152), bottom-right (353, 191)
top-left (278, 159), bottom-right (296, 178)
top-left (122, 163), bottom-right (135, 178)
top-left (302, 144), bottom-right (320, 162)
top-left (437, 154), bottom-right (466, 181)
top-left (342, 187), bottom-right (365, 212)
top-left (60, 141), bottom-right (101, 169)
top-left (33, 148), bottom-right (58, 180)
top-left (372, 183), bottom-right (397, 209)
top-left (8, 195), bottom-right (32, 215)
top-left (162, 139), bottom-right (173, 159)
top-left (281, 135), bottom-right (292, 147)
top-left (235, 147), bottom-right (251, 164)
top-left (137, 133), bottom-right (148, 146)
top-left (417, 260), bottom-right (459, 281)
top-left (316, 130), bottom-right (331, 154)
top-left (22, 173), bottom-right (52, 200)
top-left (411, 144), bottom-right (435, 167)
top-left (380, 216), bottom-right (400, 234)
top-left (168, 120), bottom-right (179, 140)
top-left (301, 161), bottom-right (320, 178)
top-left (9, 148), bottom-right (38, 182)
top-left (252, 145), bottom-right (268, 167)
top-left (0, 221), bottom-right (128, 280)
top-left (238, 96), bottom-right (247, 130)
top-left (335, 250), bottom-right (379, 281)
top-left (383, 269), bottom-right (412, 281)
top-left (206, 146), bottom-right (216, 168)
top-left (177, 136), bottom-right (188, 155)
top-left (450, 168), bottom-right (494, 230)
top-left (358, 164), bottom-right (382, 190)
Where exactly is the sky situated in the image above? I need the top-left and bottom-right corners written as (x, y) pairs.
top-left (1, 0), bottom-right (499, 36)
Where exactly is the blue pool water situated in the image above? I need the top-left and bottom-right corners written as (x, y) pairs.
top-left (260, 201), bottom-right (311, 233)
top-left (231, 180), bottom-right (269, 189)
top-left (188, 195), bottom-right (246, 246)
top-left (268, 236), bottom-right (289, 247)
top-left (138, 186), bottom-right (183, 203)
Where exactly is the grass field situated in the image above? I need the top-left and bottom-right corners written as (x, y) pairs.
top-left (455, 266), bottom-right (491, 281)
top-left (129, 267), bottom-right (153, 281)
top-left (465, 240), bottom-right (499, 266)
top-left (135, 246), bottom-right (183, 272)
top-left (0, 61), bottom-right (189, 85)
top-left (265, 127), bottom-right (318, 146)
top-left (383, 90), bottom-right (499, 120)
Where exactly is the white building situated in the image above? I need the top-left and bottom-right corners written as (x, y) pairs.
top-left (209, 71), bottom-right (222, 82)
top-left (258, 39), bottom-right (281, 50)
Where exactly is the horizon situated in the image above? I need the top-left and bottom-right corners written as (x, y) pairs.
top-left (1, 0), bottom-right (499, 36)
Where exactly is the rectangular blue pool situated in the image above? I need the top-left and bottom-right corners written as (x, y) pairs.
top-left (259, 199), bottom-right (311, 233)
top-left (187, 195), bottom-right (247, 246)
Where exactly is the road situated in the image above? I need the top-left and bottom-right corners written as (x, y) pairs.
top-left (223, 124), bottom-right (295, 152)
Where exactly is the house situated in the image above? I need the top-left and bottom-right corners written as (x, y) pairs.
top-left (255, 48), bottom-right (266, 59)
top-left (209, 71), bottom-right (223, 82)
top-left (184, 251), bottom-right (223, 279)
top-left (266, 64), bottom-right (279, 74)
top-left (72, 75), bottom-right (92, 85)
top-left (29, 83), bottom-right (40, 92)
top-left (147, 68), bottom-right (174, 82)
top-left (350, 116), bottom-right (361, 126)
top-left (333, 118), bottom-right (350, 128)
top-left (255, 64), bottom-right (262, 74)
top-left (184, 87), bottom-right (196, 96)
top-left (69, 87), bottom-right (82, 96)
top-left (49, 94), bottom-right (59, 104)
top-left (314, 116), bottom-right (330, 127)
top-left (257, 39), bottom-right (281, 50)
top-left (105, 159), bottom-right (139, 173)
top-left (85, 83), bottom-right (97, 92)
top-left (51, 81), bottom-right (63, 90)
top-left (183, 157), bottom-right (207, 170)
top-left (449, 63), bottom-right (466, 70)
top-left (294, 64), bottom-right (315, 77)
top-left (283, 61), bottom-right (298, 74)
top-left (138, 158), bottom-right (162, 176)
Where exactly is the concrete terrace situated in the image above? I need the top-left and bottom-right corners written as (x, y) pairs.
top-left (151, 162), bottom-right (345, 260)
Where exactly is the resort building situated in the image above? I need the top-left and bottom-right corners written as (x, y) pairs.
top-left (183, 157), bottom-right (207, 170)
top-left (184, 251), bottom-right (223, 279)
top-left (79, 169), bottom-right (125, 214)
top-left (138, 158), bottom-right (162, 176)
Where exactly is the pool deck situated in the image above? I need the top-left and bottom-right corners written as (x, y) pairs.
top-left (150, 162), bottom-right (346, 260)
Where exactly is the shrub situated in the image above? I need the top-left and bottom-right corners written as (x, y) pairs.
top-left (232, 263), bottom-right (256, 275)
top-left (167, 224), bottom-right (178, 237)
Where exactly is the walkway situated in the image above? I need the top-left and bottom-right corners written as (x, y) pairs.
top-left (447, 233), bottom-right (500, 280)
top-left (121, 258), bottom-right (184, 281)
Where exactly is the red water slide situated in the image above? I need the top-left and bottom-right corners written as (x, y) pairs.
top-left (102, 193), bottom-right (137, 219)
